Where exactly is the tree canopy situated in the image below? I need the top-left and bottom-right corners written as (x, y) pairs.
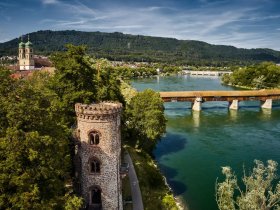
top-left (125, 89), bottom-right (166, 153)
top-left (49, 44), bottom-right (124, 125)
top-left (216, 160), bottom-right (280, 210)
top-left (221, 62), bottom-right (280, 89)
top-left (0, 67), bottom-right (82, 209)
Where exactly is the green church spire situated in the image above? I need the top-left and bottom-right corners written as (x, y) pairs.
top-left (19, 36), bottom-right (25, 48)
top-left (25, 34), bottom-right (33, 47)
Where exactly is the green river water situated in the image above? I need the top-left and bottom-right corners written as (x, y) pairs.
top-left (131, 75), bottom-right (280, 210)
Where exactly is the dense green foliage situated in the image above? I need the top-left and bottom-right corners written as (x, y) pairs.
top-left (0, 45), bottom-right (169, 209)
top-left (222, 62), bottom-right (280, 89)
top-left (49, 44), bottom-right (124, 125)
top-left (0, 68), bottom-right (82, 209)
top-left (125, 89), bottom-right (166, 153)
top-left (0, 45), bottom-right (127, 209)
top-left (216, 160), bottom-right (280, 210)
top-left (109, 64), bottom-right (182, 80)
top-left (112, 66), bottom-right (157, 79)
top-left (1, 30), bottom-right (280, 65)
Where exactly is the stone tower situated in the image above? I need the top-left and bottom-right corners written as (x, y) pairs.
top-left (75, 102), bottom-right (123, 210)
top-left (19, 35), bottom-right (35, 70)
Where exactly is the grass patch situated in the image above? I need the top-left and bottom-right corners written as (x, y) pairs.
top-left (126, 146), bottom-right (178, 210)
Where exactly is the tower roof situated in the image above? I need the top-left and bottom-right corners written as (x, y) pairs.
top-left (19, 42), bottom-right (25, 48)
top-left (25, 35), bottom-right (33, 47)
top-left (25, 41), bottom-right (33, 47)
top-left (19, 36), bottom-right (25, 48)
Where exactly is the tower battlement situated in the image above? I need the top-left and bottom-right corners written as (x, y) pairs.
top-left (75, 102), bottom-right (122, 121)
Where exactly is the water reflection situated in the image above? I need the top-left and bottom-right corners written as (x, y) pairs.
top-left (192, 111), bottom-right (201, 128)
top-left (229, 109), bottom-right (238, 121)
top-left (155, 132), bottom-right (187, 159)
top-left (261, 108), bottom-right (272, 120)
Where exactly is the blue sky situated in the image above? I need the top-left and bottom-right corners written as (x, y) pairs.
top-left (0, 0), bottom-right (280, 50)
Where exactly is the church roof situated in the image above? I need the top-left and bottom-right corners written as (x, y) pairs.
top-left (19, 42), bottom-right (25, 48)
top-left (25, 41), bottom-right (33, 47)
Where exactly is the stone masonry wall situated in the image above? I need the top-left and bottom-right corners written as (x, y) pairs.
top-left (75, 102), bottom-right (123, 210)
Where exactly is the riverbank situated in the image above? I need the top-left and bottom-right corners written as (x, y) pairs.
top-left (222, 82), bottom-right (257, 90)
top-left (121, 80), bottom-right (180, 209)
top-left (223, 82), bottom-right (280, 90)
top-left (132, 75), bottom-right (280, 210)
top-left (124, 145), bottom-right (179, 210)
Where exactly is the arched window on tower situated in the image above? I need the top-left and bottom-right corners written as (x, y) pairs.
top-left (88, 130), bottom-right (100, 145)
top-left (90, 186), bottom-right (102, 207)
top-left (89, 157), bottom-right (101, 173)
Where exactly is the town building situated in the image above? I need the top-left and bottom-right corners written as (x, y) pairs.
top-left (7, 36), bottom-right (53, 78)
top-left (18, 36), bottom-right (35, 70)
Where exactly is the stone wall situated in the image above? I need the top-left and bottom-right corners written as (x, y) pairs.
top-left (75, 102), bottom-right (123, 210)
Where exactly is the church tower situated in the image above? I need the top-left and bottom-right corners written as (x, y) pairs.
top-left (19, 35), bottom-right (35, 70)
top-left (18, 37), bottom-right (25, 70)
top-left (75, 102), bottom-right (123, 210)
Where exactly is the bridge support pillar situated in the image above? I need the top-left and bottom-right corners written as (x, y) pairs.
top-left (229, 100), bottom-right (239, 110)
top-left (192, 97), bottom-right (203, 111)
top-left (261, 99), bottom-right (272, 109)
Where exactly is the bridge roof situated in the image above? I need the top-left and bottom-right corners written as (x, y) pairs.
top-left (159, 89), bottom-right (280, 98)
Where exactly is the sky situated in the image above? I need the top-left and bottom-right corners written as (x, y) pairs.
top-left (0, 0), bottom-right (280, 50)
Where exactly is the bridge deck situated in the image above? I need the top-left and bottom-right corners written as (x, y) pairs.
top-left (160, 90), bottom-right (280, 97)
top-left (159, 90), bottom-right (280, 102)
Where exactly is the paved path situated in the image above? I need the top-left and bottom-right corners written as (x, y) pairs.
top-left (124, 152), bottom-right (144, 210)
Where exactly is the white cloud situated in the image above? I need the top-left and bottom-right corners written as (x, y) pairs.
top-left (41, 0), bottom-right (59, 5)
top-left (244, 14), bottom-right (280, 21)
top-left (139, 6), bottom-right (174, 12)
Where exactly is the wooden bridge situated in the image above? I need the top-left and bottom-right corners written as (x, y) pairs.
top-left (159, 90), bottom-right (280, 111)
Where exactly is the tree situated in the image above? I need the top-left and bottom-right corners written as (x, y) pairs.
top-left (0, 67), bottom-right (16, 136)
top-left (120, 80), bottom-right (137, 104)
top-left (252, 75), bottom-right (266, 89)
top-left (49, 44), bottom-right (98, 125)
top-left (222, 62), bottom-right (280, 89)
top-left (216, 160), bottom-right (280, 210)
top-left (92, 58), bottom-right (125, 103)
top-left (125, 89), bottom-right (166, 153)
top-left (0, 71), bottom-right (82, 209)
top-left (50, 45), bottom-right (124, 125)
top-left (162, 194), bottom-right (179, 210)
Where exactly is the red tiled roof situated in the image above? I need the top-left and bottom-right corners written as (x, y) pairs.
top-left (10, 70), bottom-right (34, 79)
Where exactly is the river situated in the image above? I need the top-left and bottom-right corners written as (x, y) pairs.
top-left (131, 75), bottom-right (280, 210)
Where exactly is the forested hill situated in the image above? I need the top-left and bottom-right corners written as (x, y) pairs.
top-left (1, 30), bottom-right (280, 65)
